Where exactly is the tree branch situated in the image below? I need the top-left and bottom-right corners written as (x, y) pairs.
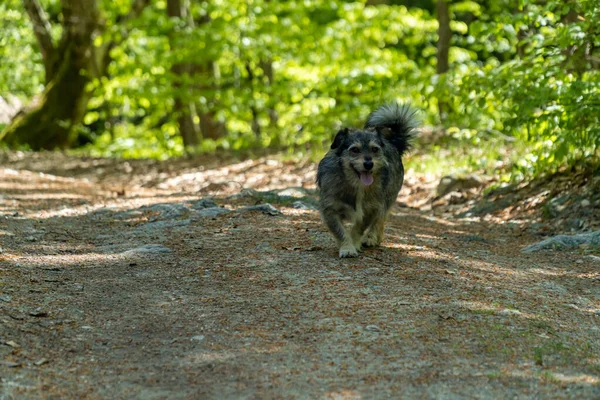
top-left (22, 0), bottom-right (55, 61)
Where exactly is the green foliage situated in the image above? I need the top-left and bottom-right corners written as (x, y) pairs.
top-left (0, 0), bottom-right (598, 178)
top-left (444, 0), bottom-right (600, 177)
top-left (0, 0), bottom-right (45, 97)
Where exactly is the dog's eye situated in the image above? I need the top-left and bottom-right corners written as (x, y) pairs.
top-left (371, 147), bottom-right (380, 154)
top-left (349, 147), bottom-right (360, 154)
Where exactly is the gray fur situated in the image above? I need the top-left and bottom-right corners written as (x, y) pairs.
top-left (316, 102), bottom-right (419, 258)
top-left (365, 102), bottom-right (419, 156)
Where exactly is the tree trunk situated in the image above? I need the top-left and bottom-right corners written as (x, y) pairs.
top-left (0, 0), bottom-right (99, 149)
top-left (167, 0), bottom-right (201, 149)
top-left (0, 0), bottom-right (149, 149)
top-left (436, 0), bottom-right (451, 121)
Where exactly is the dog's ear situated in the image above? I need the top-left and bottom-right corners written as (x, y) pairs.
top-left (331, 128), bottom-right (349, 150)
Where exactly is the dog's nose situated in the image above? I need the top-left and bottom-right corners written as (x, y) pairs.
top-left (364, 160), bottom-right (374, 170)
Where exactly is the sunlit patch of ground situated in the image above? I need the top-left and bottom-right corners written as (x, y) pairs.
top-left (0, 151), bottom-right (598, 398)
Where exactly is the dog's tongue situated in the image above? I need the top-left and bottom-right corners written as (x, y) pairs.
top-left (360, 172), bottom-right (374, 186)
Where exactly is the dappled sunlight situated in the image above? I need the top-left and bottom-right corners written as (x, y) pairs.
top-left (324, 390), bottom-right (362, 400)
top-left (1, 0), bottom-right (598, 395)
top-left (506, 369), bottom-right (600, 386)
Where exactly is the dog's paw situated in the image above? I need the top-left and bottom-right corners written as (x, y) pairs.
top-left (362, 233), bottom-right (381, 248)
top-left (339, 243), bottom-right (358, 258)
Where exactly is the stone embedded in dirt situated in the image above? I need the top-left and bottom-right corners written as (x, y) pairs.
top-left (275, 187), bottom-right (312, 198)
top-left (73, 283), bottom-right (84, 292)
top-left (34, 358), bottom-right (49, 366)
top-left (521, 230), bottom-right (600, 253)
top-left (190, 198), bottom-right (218, 209)
top-left (110, 209), bottom-right (144, 220)
top-left (228, 188), bottom-right (260, 200)
top-left (239, 204), bottom-right (282, 216)
top-left (436, 174), bottom-right (485, 197)
top-left (292, 201), bottom-right (317, 210)
top-left (0, 360), bottom-right (21, 368)
top-left (580, 199), bottom-right (591, 208)
top-left (190, 335), bottom-right (205, 342)
top-left (29, 308), bottom-right (48, 317)
top-left (142, 203), bottom-right (191, 221)
top-left (587, 255), bottom-right (600, 262)
top-left (122, 244), bottom-right (172, 255)
top-left (498, 309), bottom-right (522, 316)
top-left (140, 219), bottom-right (191, 230)
top-left (365, 325), bottom-right (382, 332)
top-left (195, 207), bottom-right (231, 217)
top-left (229, 188), bottom-right (318, 209)
top-left (0, 294), bottom-right (12, 302)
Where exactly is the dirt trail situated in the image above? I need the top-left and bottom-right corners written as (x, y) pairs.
top-left (1, 153), bottom-right (599, 399)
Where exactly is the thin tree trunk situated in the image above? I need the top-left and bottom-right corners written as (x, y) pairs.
top-left (167, 0), bottom-right (200, 149)
top-left (260, 59), bottom-right (278, 128)
top-left (436, 0), bottom-right (451, 121)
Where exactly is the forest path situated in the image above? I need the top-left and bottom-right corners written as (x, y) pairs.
top-left (1, 153), bottom-right (598, 399)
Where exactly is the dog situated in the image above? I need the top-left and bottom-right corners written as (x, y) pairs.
top-left (316, 103), bottom-right (419, 257)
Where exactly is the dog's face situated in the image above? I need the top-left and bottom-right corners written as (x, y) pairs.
top-left (330, 128), bottom-right (387, 187)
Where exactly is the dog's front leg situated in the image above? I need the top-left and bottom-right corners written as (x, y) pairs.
top-left (362, 213), bottom-right (386, 247)
top-left (321, 211), bottom-right (358, 258)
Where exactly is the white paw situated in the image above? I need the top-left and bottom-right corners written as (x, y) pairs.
top-left (339, 243), bottom-right (358, 258)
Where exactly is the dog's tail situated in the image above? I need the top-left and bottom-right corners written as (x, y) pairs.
top-left (365, 103), bottom-right (419, 156)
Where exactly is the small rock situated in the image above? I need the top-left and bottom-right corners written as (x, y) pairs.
top-left (190, 335), bottom-right (205, 342)
top-left (276, 188), bottom-right (309, 198)
top-left (575, 259), bottom-right (584, 264)
top-left (122, 244), bottom-right (172, 256)
top-left (142, 203), bottom-right (191, 221)
top-left (581, 199), bottom-right (591, 208)
top-left (436, 174), bottom-right (485, 197)
top-left (80, 326), bottom-right (93, 330)
top-left (587, 255), bottom-right (600, 263)
top-left (445, 269), bottom-right (457, 275)
top-left (240, 203), bottom-right (282, 216)
top-left (5, 340), bottom-right (20, 348)
top-left (34, 358), bottom-right (49, 366)
top-left (0, 360), bottom-right (21, 368)
top-left (73, 283), bottom-right (84, 291)
top-left (29, 308), bottom-right (48, 317)
top-left (195, 207), bottom-right (231, 217)
top-left (0, 294), bottom-right (12, 302)
top-left (521, 231), bottom-right (600, 253)
top-left (498, 309), bottom-right (522, 316)
top-left (190, 198), bottom-right (218, 210)
top-left (292, 201), bottom-right (317, 210)
top-left (25, 236), bottom-right (36, 242)
top-left (365, 325), bottom-right (382, 332)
